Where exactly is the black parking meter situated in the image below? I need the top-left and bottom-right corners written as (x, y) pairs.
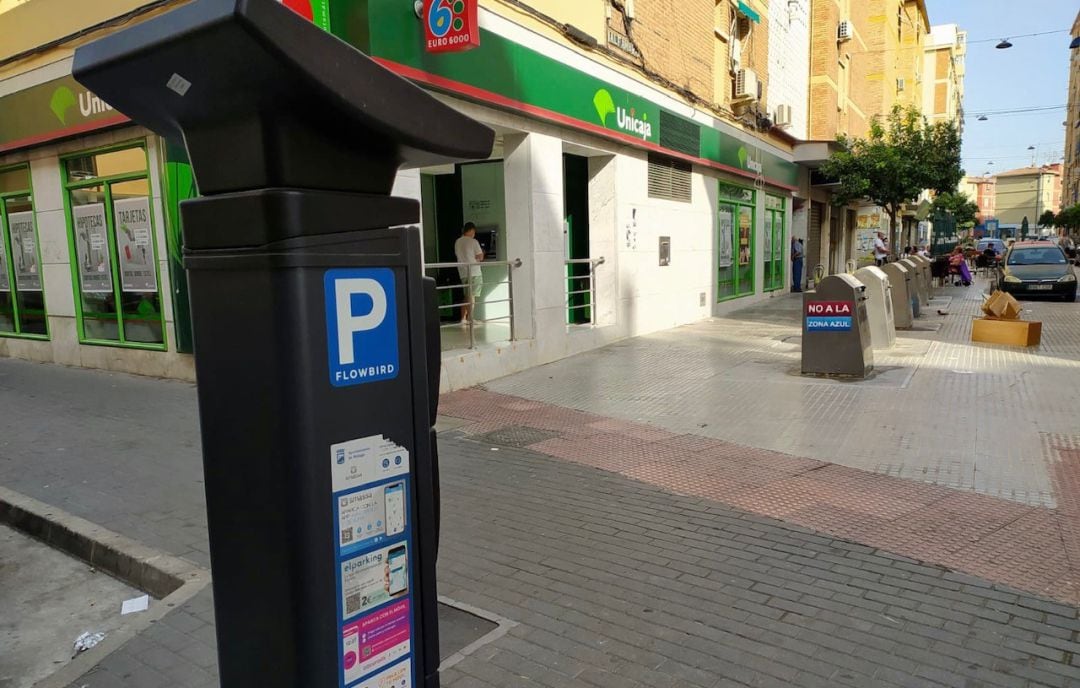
top-left (72, 2), bottom-right (494, 687)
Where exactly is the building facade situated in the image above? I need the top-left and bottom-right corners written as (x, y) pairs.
top-left (804, 0), bottom-right (932, 276)
top-left (994, 165), bottom-right (1063, 233)
top-left (1064, 9), bottom-right (1080, 209)
top-left (959, 176), bottom-right (995, 224)
top-left (922, 24), bottom-right (965, 129)
top-left (0, 0), bottom-right (811, 389)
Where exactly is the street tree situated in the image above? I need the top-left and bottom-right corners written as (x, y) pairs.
top-left (1056, 204), bottom-right (1080, 233)
top-left (932, 192), bottom-right (980, 229)
top-left (821, 105), bottom-right (963, 253)
top-left (1039, 210), bottom-right (1057, 228)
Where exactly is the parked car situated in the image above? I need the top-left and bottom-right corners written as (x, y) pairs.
top-left (976, 238), bottom-right (1006, 257)
top-left (996, 242), bottom-right (1077, 302)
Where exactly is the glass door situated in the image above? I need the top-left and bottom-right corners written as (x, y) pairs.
top-left (763, 195), bottom-right (786, 292)
top-left (717, 182), bottom-right (755, 301)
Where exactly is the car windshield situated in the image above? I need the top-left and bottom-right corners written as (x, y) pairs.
top-left (1007, 248), bottom-right (1066, 265)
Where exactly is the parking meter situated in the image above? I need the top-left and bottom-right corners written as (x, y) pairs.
top-left (72, 2), bottom-right (494, 687)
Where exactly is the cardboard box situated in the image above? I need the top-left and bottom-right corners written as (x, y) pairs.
top-left (971, 318), bottom-right (1042, 347)
top-left (982, 291), bottom-right (1022, 320)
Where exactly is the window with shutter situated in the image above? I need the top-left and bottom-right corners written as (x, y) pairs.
top-left (647, 153), bottom-right (692, 203)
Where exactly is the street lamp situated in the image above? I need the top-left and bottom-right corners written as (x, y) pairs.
top-left (996, 38), bottom-right (1013, 49)
top-left (977, 115), bottom-right (988, 121)
top-left (1070, 36), bottom-right (1080, 49)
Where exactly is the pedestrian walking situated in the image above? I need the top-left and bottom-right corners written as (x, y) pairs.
top-left (791, 236), bottom-right (804, 292)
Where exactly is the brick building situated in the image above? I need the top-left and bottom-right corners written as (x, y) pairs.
top-left (923, 24), bottom-right (966, 129)
top-left (802, 0), bottom-right (932, 276)
top-left (1064, 9), bottom-right (1080, 209)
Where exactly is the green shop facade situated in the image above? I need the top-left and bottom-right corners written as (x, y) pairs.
top-left (0, 1), bottom-right (800, 387)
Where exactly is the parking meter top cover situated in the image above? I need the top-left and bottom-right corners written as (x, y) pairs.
top-left (72, 0), bottom-right (495, 196)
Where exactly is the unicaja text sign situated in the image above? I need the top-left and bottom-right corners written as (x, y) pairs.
top-left (423, 0), bottom-right (480, 53)
top-left (325, 268), bottom-right (399, 386)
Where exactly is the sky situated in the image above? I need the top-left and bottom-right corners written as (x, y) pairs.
top-left (925, 0), bottom-right (1076, 177)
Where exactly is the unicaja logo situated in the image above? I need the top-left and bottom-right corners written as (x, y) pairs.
top-left (49, 85), bottom-right (113, 126)
top-left (593, 89), bottom-right (652, 140)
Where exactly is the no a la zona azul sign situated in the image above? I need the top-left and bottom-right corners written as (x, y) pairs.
top-left (805, 301), bottom-right (854, 332)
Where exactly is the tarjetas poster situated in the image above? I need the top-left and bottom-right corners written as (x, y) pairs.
top-left (113, 197), bottom-right (157, 292)
top-left (8, 212), bottom-right (40, 291)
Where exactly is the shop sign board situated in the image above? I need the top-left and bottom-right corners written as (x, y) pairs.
top-left (346, 2), bottom-right (799, 188)
top-left (0, 75), bottom-right (127, 154)
top-left (114, 197), bottom-right (158, 293)
top-left (423, 0), bottom-right (479, 53)
top-left (331, 434), bottom-right (416, 688)
top-left (72, 203), bottom-right (113, 294)
top-left (8, 212), bottom-right (41, 291)
top-left (805, 301), bottom-right (853, 331)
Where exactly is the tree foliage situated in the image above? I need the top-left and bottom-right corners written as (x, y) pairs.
top-left (820, 105), bottom-right (963, 252)
top-left (932, 192), bottom-right (980, 229)
top-left (1039, 210), bottom-right (1058, 228)
top-left (1056, 204), bottom-right (1080, 232)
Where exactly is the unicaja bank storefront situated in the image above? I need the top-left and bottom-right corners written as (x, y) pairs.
top-left (0, 3), bottom-right (800, 390)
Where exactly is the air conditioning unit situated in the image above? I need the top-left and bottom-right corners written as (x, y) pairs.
top-left (837, 20), bottom-right (852, 42)
top-left (734, 68), bottom-right (760, 100)
top-left (774, 104), bottom-right (793, 127)
top-left (896, 78), bottom-right (905, 92)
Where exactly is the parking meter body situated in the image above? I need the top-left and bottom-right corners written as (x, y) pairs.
top-left (899, 259), bottom-right (925, 314)
top-left (801, 274), bottom-right (873, 378)
top-left (880, 262), bottom-right (914, 329)
top-left (853, 266), bottom-right (896, 349)
top-left (72, 2), bottom-right (494, 687)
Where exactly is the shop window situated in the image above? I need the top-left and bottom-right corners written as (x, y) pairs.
top-left (0, 164), bottom-right (47, 337)
top-left (647, 153), bottom-right (692, 203)
top-left (64, 144), bottom-right (165, 349)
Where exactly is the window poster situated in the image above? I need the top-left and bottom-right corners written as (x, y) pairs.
top-left (717, 207), bottom-right (733, 268)
top-left (8, 212), bottom-right (40, 291)
top-left (114, 197), bottom-right (157, 293)
top-left (73, 203), bottom-right (112, 294)
top-left (764, 213), bottom-right (773, 262)
top-left (0, 231), bottom-right (9, 292)
top-left (738, 206), bottom-right (752, 266)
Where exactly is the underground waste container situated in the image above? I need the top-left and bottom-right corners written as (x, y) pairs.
top-left (802, 274), bottom-right (873, 378)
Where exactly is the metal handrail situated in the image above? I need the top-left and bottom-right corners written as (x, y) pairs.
top-left (423, 258), bottom-right (522, 350)
top-left (564, 257), bottom-right (605, 325)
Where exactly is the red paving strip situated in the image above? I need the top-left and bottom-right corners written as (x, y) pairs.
top-left (443, 388), bottom-right (1080, 605)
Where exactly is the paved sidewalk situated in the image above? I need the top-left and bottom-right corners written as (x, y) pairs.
top-left (0, 286), bottom-right (1078, 687)
top-left (485, 280), bottom-right (1080, 508)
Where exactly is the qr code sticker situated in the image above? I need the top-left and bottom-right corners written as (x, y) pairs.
top-left (341, 528), bottom-right (353, 544)
top-left (346, 593), bottom-right (362, 616)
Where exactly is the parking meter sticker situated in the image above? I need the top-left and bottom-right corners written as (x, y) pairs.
top-left (806, 316), bottom-right (852, 331)
top-left (350, 659), bottom-right (411, 688)
top-left (331, 435), bottom-right (409, 494)
top-left (342, 599), bottom-right (411, 684)
top-left (341, 544), bottom-right (409, 620)
top-left (338, 480), bottom-right (407, 556)
top-left (325, 268), bottom-right (399, 387)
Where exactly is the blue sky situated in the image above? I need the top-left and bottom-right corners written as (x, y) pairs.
top-left (925, 0), bottom-right (1075, 177)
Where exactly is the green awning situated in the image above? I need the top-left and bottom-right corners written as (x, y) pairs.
top-left (737, 1), bottom-right (761, 23)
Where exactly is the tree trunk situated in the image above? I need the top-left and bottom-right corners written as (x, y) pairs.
top-left (888, 205), bottom-right (900, 259)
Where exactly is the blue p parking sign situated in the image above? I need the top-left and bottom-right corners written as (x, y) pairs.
top-left (325, 268), bottom-right (399, 387)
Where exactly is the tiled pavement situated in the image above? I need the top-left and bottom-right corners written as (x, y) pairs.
top-left (484, 280), bottom-right (1080, 508)
top-left (1, 279), bottom-right (1079, 686)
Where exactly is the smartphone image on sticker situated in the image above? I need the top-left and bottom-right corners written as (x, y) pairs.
top-left (384, 481), bottom-right (405, 536)
top-left (387, 545), bottom-right (407, 597)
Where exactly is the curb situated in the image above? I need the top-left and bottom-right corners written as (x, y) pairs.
top-left (0, 485), bottom-right (211, 688)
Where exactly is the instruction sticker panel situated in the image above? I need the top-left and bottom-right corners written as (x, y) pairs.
top-left (333, 434), bottom-right (416, 688)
